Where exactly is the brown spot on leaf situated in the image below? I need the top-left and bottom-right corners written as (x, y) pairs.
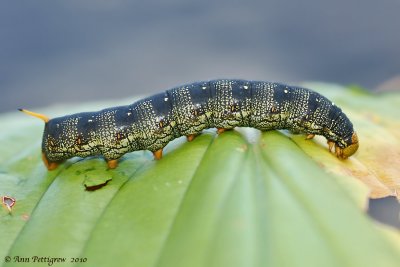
top-left (22, 214), bottom-right (30, 221)
top-left (85, 179), bottom-right (111, 191)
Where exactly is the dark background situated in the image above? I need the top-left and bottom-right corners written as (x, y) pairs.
top-left (1, 0), bottom-right (400, 113)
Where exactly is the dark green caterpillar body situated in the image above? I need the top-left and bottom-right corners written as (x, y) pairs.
top-left (22, 79), bottom-right (359, 170)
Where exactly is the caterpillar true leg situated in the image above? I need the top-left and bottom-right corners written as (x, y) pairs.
top-left (327, 140), bottom-right (335, 152)
top-left (107, 159), bottom-right (119, 169)
top-left (306, 134), bottom-right (315, 140)
top-left (335, 145), bottom-right (343, 158)
top-left (217, 128), bottom-right (227, 134)
top-left (186, 134), bottom-right (196, 142)
top-left (153, 149), bottom-right (163, 160)
top-left (42, 152), bottom-right (59, 170)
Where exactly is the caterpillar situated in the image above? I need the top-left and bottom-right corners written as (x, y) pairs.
top-left (20, 79), bottom-right (359, 170)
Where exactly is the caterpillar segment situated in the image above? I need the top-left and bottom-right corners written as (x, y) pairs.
top-left (20, 79), bottom-right (359, 170)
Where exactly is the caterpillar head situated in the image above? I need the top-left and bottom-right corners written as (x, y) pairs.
top-left (327, 131), bottom-right (358, 159)
top-left (341, 131), bottom-right (359, 159)
top-left (19, 109), bottom-right (60, 170)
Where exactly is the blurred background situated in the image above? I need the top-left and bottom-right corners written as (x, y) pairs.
top-left (1, 0), bottom-right (399, 228)
top-left (1, 0), bottom-right (400, 113)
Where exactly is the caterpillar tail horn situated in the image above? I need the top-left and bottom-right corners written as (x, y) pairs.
top-left (18, 109), bottom-right (50, 123)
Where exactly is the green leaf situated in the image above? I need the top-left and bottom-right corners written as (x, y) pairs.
top-left (1, 83), bottom-right (400, 267)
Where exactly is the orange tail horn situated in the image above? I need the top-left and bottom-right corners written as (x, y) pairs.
top-left (18, 109), bottom-right (50, 123)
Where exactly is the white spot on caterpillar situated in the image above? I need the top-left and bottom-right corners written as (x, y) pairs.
top-left (164, 97), bottom-right (169, 102)
top-left (127, 112), bottom-right (132, 116)
top-left (332, 102), bottom-right (335, 106)
top-left (243, 85), bottom-right (249, 90)
top-left (88, 119), bottom-right (93, 122)
top-left (284, 89), bottom-right (288, 93)
top-left (202, 86), bottom-right (207, 90)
